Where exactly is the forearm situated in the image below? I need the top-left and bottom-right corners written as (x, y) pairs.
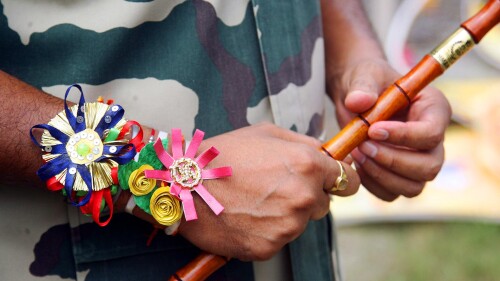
top-left (321, 0), bottom-right (385, 83)
top-left (0, 71), bottom-right (63, 187)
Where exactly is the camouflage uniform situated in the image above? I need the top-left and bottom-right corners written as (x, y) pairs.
top-left (0, 1), bottom-right (339, 280)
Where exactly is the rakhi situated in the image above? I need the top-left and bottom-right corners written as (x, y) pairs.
top-left (116, 128), bottom-right (231, 237)
top-left (145, 128), bottom-right (232, 221)
top-left (30, 84), bottom-right (143, 226)
top-left (31, 84), bottom-right (231, 230)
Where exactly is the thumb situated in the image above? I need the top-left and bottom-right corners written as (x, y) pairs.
top-left (344, 74), bottom-right (380, 113)
top-left (343, 61), bottom-right (389, 113)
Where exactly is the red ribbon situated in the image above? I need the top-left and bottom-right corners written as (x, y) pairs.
top-left (118, 120), bottom-right (144, 152)
top-left (111, 167), bottom-right (119, 185)
top-left (46, 177), bottom-right (64, 191)
top-left (79, 189), bottom-right (114, 227)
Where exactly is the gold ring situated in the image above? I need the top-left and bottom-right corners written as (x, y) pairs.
top-left (331, 161), bottom-right (348, 192)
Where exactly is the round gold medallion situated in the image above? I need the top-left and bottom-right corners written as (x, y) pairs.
top-left (169, 157), bottom-right (202, 189)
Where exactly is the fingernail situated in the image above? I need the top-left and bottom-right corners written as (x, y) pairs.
top-left (353, 161), bottom-right (361, 171)
top-left (349, 90), bottom-right (377, 100)
top-left (371, 129), bottom-right (389, 140)
top-left (351, 149), bottom-right (366, 165)
top-left (359, 141), bottom-right (378, 158)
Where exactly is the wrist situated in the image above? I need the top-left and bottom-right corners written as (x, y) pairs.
top-left (321, 0), bottom-right (386, 83)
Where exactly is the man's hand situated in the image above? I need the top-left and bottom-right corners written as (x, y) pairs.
top-left (177, 123), bottom-right (360, 261)
top-left (330, 58), bottom-right (452, 201)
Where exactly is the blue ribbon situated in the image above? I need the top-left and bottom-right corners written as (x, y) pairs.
top-left (96, 144), bottom-right (137, 164)
top-left (37, 154), bottom-right (72, 181)
top-left (30, 84), bottom-right (138, 207)
top-left (64, 84), bottom-right (86, 133)
top-left (36, 157), bottom-right (90, 206)
top-left (94, 105), bottom-right (124, 136)
top-left (30, 124), bottom-right (70, 148)
top-left (73, 164), bottom-right (93, 207)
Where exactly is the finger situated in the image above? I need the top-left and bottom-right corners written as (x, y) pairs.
top-left (343, 62), bottom-right (389, 113)
top-left (344, 154), bottom-right (354, 165)
top-left (357, 141), bottom-right (444, 182)
top-left (353, 163), bottom-right (399, 202)
top-left (367, 87), bottom-right (451, 150)
top-left (368, 120), bottom-right (445, 151)
top-left (309, 188), bottom-right (332, 220)
top-left (344, 77), bottom-right (380, 113)
top-left (354, 156), bottom-right (425, 198)
top-left (321, 156), bottom-right (360, 197)
top-left (302, 149), bottom-right (358, 220)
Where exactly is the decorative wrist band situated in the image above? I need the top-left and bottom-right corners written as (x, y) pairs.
top-left (145, 128), bottom-right (232, 221)
top-left (31, 84), bottom-right (231, 231)
top-left (30, 84), bottom-right (141, 226)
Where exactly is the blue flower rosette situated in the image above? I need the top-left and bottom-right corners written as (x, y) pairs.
top-left (30, 84), bottom-right (142, 226)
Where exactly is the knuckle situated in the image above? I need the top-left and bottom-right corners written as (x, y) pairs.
top-left (296, 191), bottom-right (317, 209)
top-left (351, 77), bottom-right (372, 89)
top-left (382, 194), bottom-right (399, 202)
top-left (311, 197), bottom-right (332, 220)
top-left (369, 169), bottom-right (384, 182)
top-left (256, 121), bottom-right (274, 131)
top-left (246, 217), bottom-right (308, 261)
top-left (398, 130), bottom-right (411, 146)
top-left (386, 154), bottom-right (398, 172)
top-left (423, 160), bottom-right (443, 181)
top-left (308, 137), bottom-right (322, 148)
top-left (277, 218), bottom-right (306, 241)
top-left (402, 183), bottom-right (424, 198)
top-left (290, 146), bottom-right (320, 175)
top-left (238, 241), bottom-right (256, 261)
top-left (425, 131), bottom-right (444, 149)
top-left (250, 242), bottom-right (276, 261)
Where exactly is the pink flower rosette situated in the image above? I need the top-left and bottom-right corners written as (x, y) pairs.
top-left (144, 129), bottom-right (231, 221)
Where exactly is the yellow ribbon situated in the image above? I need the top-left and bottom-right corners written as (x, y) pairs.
top-left (150, 186), bottom-right (183, 226)
top-left (129, 164), bottom-right (156, 196)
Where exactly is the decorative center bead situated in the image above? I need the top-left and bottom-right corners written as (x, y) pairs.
top-left (77, 143), bottom-right (91, 157)
top-left (169, 157), bottom-right (201, 189)
top-left (66, 129), bottom-right (103, 164)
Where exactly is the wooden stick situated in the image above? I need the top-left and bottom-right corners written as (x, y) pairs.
top-left (323, 0), bottom-right (500, 159)
top-left (167, 1), bottom-right (500, 280)
top-left (168, 253), bottom-right (230, 281)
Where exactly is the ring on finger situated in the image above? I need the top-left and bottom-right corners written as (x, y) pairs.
top-left (331, 160), bottom-right (348, 192)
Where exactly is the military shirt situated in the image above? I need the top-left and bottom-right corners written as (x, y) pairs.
top-left (0, 1), bottom-right (339, 280)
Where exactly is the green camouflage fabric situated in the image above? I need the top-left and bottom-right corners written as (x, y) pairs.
top-left (0, 1), bottom-right (338, 280)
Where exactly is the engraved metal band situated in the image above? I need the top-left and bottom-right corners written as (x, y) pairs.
top-left (430, 27), bottom-right (475, 70)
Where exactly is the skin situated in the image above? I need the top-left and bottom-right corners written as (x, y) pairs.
top-left (321, 0), bottom-right (451, 202)
top-left (0, 0), bottom-right (451, 262)
top-left (179, 123), bottom-right (359, 261)
top-left (0, 71), bottom-right (359, 262)
top-left (0, 72), bottom-right (63, 187)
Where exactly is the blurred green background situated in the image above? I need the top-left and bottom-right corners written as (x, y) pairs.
top-left (337, 222), bottom-right (500, 281)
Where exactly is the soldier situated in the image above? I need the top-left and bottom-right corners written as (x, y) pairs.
top-left (0, 1), bottom-right (450, 280)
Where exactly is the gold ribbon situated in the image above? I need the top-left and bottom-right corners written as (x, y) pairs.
top-left (41, 102), bottom-right (127, 191)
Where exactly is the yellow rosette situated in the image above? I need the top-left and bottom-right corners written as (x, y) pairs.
top-left (150, 186), bottom-right (183, 226)
top-left (128, 164), bottom-right (156, 196)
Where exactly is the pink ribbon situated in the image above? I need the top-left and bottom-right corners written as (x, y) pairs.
top-left (145, 129), bottom-right (231, 221)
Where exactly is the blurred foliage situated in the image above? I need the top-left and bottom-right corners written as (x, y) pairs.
top-left (338, 222), bottom-right (500, 281)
